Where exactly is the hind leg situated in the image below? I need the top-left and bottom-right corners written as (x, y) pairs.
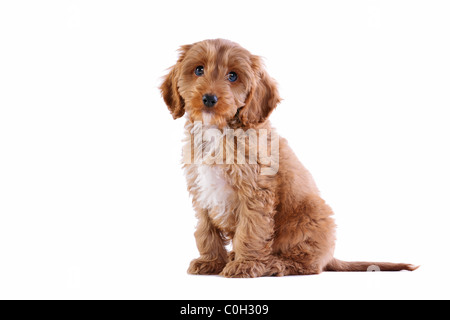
top-left (272, 195), bottom-right (336, 276)
top-left (274, 246), bottom-right (327, 276)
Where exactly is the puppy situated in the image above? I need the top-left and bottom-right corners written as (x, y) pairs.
top-left (160, 39), bottom-right (418, 277)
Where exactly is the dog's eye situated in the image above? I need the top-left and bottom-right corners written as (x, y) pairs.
top-left (195, 66), bottom-right (204, 76)
top-left (228, 72), bottom-right (238, 82)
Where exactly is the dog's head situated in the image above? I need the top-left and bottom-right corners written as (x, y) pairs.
top-left (160, 39), bottom-right (281, 128)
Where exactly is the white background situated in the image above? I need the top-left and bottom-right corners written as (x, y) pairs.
top-left (1, 0), bottom-right (449, 300)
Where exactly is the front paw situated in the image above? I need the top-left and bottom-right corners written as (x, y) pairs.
top-left (220, 260), bottom-right (266, 278)
top-left (188, 258), bottom-right (226, 275)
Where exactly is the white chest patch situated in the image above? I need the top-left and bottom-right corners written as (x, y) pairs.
top-left (195, 165), bottom-right (235, 219)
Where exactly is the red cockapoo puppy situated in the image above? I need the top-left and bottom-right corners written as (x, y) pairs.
top-left (160, 39), bottom-right (418, 277)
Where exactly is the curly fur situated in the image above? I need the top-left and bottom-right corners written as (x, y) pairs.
top-left (160, 39), bottom-right (418, 277)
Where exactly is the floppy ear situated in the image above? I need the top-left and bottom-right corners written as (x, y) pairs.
top-left (239, 56), bottom-right (281, 127)
top-left (160, 45), bottom-right (192, 119)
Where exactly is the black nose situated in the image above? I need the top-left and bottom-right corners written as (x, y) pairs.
top-left (202, 94), bottom-right (218, 107)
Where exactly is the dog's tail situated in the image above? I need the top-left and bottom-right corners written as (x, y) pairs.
top-left (324, 258), bottom-right (419, 272)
